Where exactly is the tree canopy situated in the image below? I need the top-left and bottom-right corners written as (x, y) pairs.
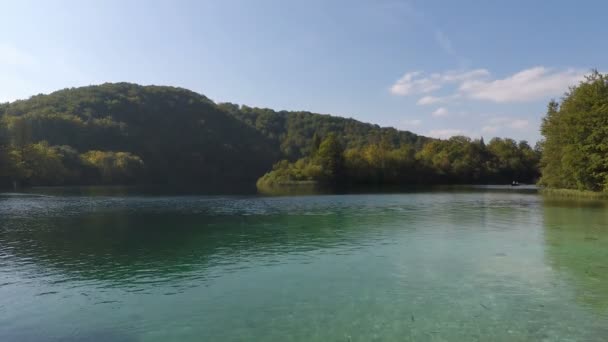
top-left (540, 71), bottom-right (608, 191)
top-left (0, 83), bottom-right (278, 187)
top-left (257, 135), bottom-right (540, 189)
top-left (218, 103), bottom-right (428, 160)
top-left (0, 82), bottom-right (542, 191)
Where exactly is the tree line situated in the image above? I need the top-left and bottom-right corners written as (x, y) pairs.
top-left (2, 73), bottom-right (605, 192)
top-left (257, 133), bottom-right (540, 189)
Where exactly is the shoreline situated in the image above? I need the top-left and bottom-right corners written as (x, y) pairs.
top-left (540, 188), bottom-right (608, 199)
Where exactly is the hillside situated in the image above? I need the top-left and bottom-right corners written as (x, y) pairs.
top-left (0, 83), bottom-right (427, 188)
top-left (0, 83), bottom-right (279, 187)
top-left (218, 103), bottom-right (429, 160)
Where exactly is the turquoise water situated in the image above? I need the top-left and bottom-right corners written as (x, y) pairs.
top-left (1, 189), bottom-right (607, 341)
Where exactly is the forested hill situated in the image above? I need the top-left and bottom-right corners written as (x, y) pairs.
top-left (218, 103), bottom-right (429, 160)
top-left (0, 83), bottom-right (279, 187)
top-left (0, 83), bottom-right (428, 188)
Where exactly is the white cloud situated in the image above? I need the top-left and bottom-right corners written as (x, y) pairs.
top-left (428, 129), bottom-right (466, 139)
top-left (459, 67), bottom-right (585, 102)
top-left (390, 69), bottom-right (489, 96)
top-left (416, 95), bottom-right (442, 105)
top-left (440, 69), bottom-right (490, 82)
top-left (432, 107), bottom-right (449, 117)
top-left (417, 94), bottom-right (461, 106)
top-left (390, 71), bottom-right (440, 95)
top-left (393, 66), bottom-right (586, 104)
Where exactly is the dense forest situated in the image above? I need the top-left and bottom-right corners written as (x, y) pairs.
top-left (0, 81), bottom-right (552, 191)
top-left (0, 83), bottom-right (437, 189)
top-left (218, 103), bottom-right (428, 160)
top-left (539, 71), bottom-right (608, 192)
top-left (0, 83), bottom-right (279, 188)
top-left (257, 133), bottom-right (540, 189)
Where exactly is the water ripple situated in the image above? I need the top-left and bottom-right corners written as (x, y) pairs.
top-left (1, 191), bottom-right (608, 341)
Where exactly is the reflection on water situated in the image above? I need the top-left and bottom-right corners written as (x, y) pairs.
top-left (1, 191), bottom-right (608, 341)
top-left (542, 198), bottom-right (608, 311)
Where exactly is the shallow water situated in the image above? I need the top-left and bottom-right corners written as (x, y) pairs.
top-left (1, 190), bottom-right (607, 341)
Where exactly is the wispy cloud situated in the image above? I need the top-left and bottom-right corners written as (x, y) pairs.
top-left (416, 95), bottom-right (442, 105)
top-left (417, 94), bottom-right (461, 106)
top-left (392, 66), bottom-right (586, 104)
top-left (390, 69), bottom-right (489, 96)
top-left (459, 67), bottom-right (585, 102)
top-left (390, 71), bottom-right (439, 96)
top-left (431, 107), bottom-right (449, 117)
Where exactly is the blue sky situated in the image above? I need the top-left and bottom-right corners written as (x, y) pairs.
top-left (1, 0), bottom-right (606, 142)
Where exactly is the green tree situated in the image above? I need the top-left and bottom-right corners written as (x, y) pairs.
top-left (81, 151), bottom-right (144, 184)
top-left (15, 142), bottom-right (70, 185)
top-left (540, 71), bottom-right (608, 191)
top-left (315, 134), bottom-right (344, 181)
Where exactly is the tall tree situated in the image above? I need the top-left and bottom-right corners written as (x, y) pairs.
top-left (315, 133), bottom-right (344, 181)
top-left (540, 71), bottom-right (608, 191)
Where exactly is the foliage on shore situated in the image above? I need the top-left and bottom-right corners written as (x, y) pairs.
top-left (540, 71), bottom-right (608, 192)
top-left (257, 133), bottom-right (540, 188)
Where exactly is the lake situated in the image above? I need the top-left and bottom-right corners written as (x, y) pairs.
top-left (1, 188), bottom-right (608, 341)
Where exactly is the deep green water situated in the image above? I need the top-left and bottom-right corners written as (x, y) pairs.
top-left (1, 189), bottom-right (608, 341)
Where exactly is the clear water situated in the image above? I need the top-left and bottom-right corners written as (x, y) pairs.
top-left (1, 189), bottom-right (607, 341)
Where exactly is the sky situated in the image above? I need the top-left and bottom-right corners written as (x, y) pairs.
top-left (1, 0), bottom-right (607, 143)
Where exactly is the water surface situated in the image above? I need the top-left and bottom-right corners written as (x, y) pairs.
top-left (1, 189), bottom-right (607, 341)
